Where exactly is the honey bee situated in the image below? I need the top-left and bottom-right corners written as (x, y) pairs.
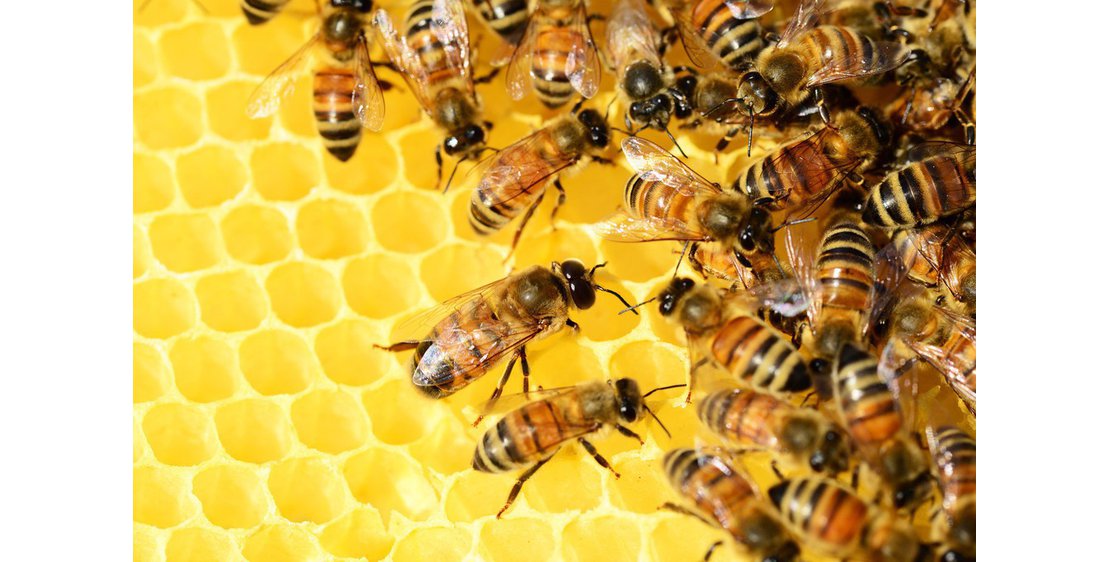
top-left (670, 69), bottom-right (750, 153)
top-left (376, 260), bottom-right (635, 404)
top-left (474, 378), bottom-right (682, 517)
top-left (893, 223), bottom-right (976, 314)
top-left (768, 476), bottom-right (932, 562)
top-left (504, 0), bottom-right (601, 108)
top-left (862, 143), bottom-right (975, 229)
top-left (831, 342), bottom-right (933, 509)
top-left (662, 0), bottom-right (772, 73)
top-left (926, 425), bottom-right (975, 561)
top-left (246, 0), bottom-right (386, 162)
top-left (606, 0), bottom-right (683, 139)
top-left (698, 388), bottom-right (852, 475)
top-left (595, 137), bottom-right (780, 288)
top-left (889, 65), bottom-right (975, 144)
top-left (374, 0), bottom-right (490, 186)
top-left (468, 0), bottom-right (530, 46)
top-left (241, 0), bottom-right (291, 25)
top-left (735, 0), bottom-right (924, 124)
top-left (735, 108), bottom-right (889, 218)
top-left (469, 104), bottom-right (611, 251)
top-left (652, 278), bottom-right (813, 402)
top-left (663, 448), bottom-right (801, 562)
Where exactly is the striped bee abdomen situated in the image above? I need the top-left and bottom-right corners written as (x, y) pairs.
top-left (768, 477), bottom-right (868, 556)
top-left (740, 137), bottom-right (836, 210)
top-left (932, 426), bottom-right (976, 515)
top-left (624, 175), bottom-right (699, 225)
top-left (834, 343), bottom-right (900, 445)
top-left (691, 0), bottom-right (762, 71)
top-left (472, 398), bottom-right (579, 472)
top-left (797, 26), bottom-right (904, 81)
top-left (469, 129), bottom-right (566, 235)
top-left (241, 0), bottom-right (292, 25)
top-left (531, 19), bottom-right (581, 107)
top-left (709, 315), bottom-right (812, 395)
top-left (313, 68), bottom-right (362, 162)
top-left (404, 0), bottom-right (457, 88)
top-left (816, 222), bottom-right (875, 312)
top-left (412, 298), bottom-right (514, 398)
top-left (664, 449), bottom-right (757, 538)
top-left (472, 0), bottom-right (529, 43)
top-left (698, 389), bottom-right (785, 449)
top-left (863, 154), bottom-right (976, 228)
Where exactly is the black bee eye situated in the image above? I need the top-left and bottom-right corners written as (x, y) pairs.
top-left (659, 294), bottom-right (677, 315)
top-left (464, 125), bottom-right (484, 144)
top-left (559, 259), bottom-right (596, 309)
top-left (809, 452), bottom-right (826, 472)
top-left (444, 135), bottom-right (463, 155)
top-left (739, 227), bottom-right (756, 251)
top-left (615, 378), bottom-right (641, 423)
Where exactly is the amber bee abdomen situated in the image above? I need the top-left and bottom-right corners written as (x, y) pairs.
top-left (892, 228), bottom-right (941, 286)
top-left (768, 477), bottom-right (869, 557)
top-left (312, 69), bottom-right (362, 162)
top-left (739, 136), bottom-right (836, 210)
top-left (472, 390), bottom-right (591, 472)
top-left (863, 153), bottom-right (976, 228)
top-left (405, 0), bottom-right (458, 87)
top-left (412, 298), bottom-right (516, 398)
top-left (472, 0), bottom-right (529, 43)
top-left (931, 426), bottom-right (976, 515)
top-left (690, 0), bottom-right (762, 71)
top-left (698, 389), bottom-right (782, 448)
top-left (241, 0), bottom-right (291, 25)
top-left (816, 222), bottom-right (875, 312)
top-left (469, 127), bottom-right (566, 234)
top-left (834, 343), bottom-right (901, 445)
top-left (709, 315), bottom-right (811, 395)
top-left (530, 12), bottom-right (585, 107)
top-left (794, 26), bottom-right (900, 80)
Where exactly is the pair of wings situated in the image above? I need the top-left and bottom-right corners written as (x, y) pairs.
top-left (245, 30), bottom-right (385, 131)
top-left (904, 221), bottom-right (976, 305)
top-left (666, 0), bottom-right (774, 71)
top-left (472, 125), bottom-right (580, 208)
top-left (606, 0), bottom-right (664, 79)
top-left (396, 273), bottom-right (556, 388)
top-left (742, 126), bottom-right (863, 217)
top-left (373, 0), bottom-right (475, 119)
top-left (502, 0), bottom-right (600, 101)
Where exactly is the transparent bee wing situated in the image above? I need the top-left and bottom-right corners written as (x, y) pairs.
top-left (431, 0), bottom-right (475, 96)
top-left (245, 31), bottom-right (321, 119)
top-left (373, 8), bottom-right (439, 117)
top-left (474, 127), bottom-right (578, 207)
top-left (621, 137), bottom-right (724, 197)
top-left (504, 9), bottom-right (541, 100)
top-left (804, 38), bottom-right (912, 87)
top-left (565, 1), bottom-right (601, 99)
top-left (777, 0), bottom-right (825, 47)
top-left (475, 384), bottom-right (583, 421)
top-left (592, 211), bottom-right (709, 243)
top-left (412, 318), bottom-right (551, 387)
top-left (732, 277), bottom-right (810, 318)
top-left (353, 33), bottom-right (386, 131)
top-left (867, 240), bottom-right (909, 340)
top-left (392, 275), bottom-right (513, 344)
top-left (724, 0), bottom-right (774, 19)
top-left (783, 221), bottom-right (820, 334)
top-left (607, 0), bottom-right (663, 80)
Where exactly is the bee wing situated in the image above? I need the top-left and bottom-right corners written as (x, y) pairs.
top-left (622, 137), bottom-right (723, 197)
top-left (566, 1), bottom-right (601, 99)
top-left (374, 9), bottom-right (439, 116)
top-left (245, 32), bottom-right (321, 119)
top-left (505, 10), bottom-right (542, 100)
top-left (907, 307), bottom-right (976, 389)
top-left (777, 0), bottom-right (825, 47)
top-left (607, 0), bottom-right (662, 77)
top-left (783, 222), bottom-right (820, 333)
top-left (877, 338), bottom-right (916, 428)
top-left (353, 33), bottom-right (386, 131)
top-left (902, 141), bottom-right (975, 165)
top-left (431, 0), bottom-right (475, 96)
top-left (724, 0), bottom-right (774, 19)
top-left (729, 277), bottom-right (810, 318)
top-left (392, 275), bottom-right (514, 344)
top-left (475, 129), bottom-right (578, 206)
top-left (906, 224), bottom-right (974, 302)
top-left (664, 2), bottom-right (730, 71)
top-left (412, 320), bottom-right (551, 387)
top-left (476, 385), bottom-right (583, 421)
top-left (866, 240), bottom-right (909, 341)
top-left (593, 211), bottom-right (710, 242)
top-left (804, 39), bottom-right (912, 87)
top-left (690, 244), bottom-right (754, 286)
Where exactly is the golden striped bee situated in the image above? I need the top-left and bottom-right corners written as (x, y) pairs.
top-left (698, 388), bottom-right (852, 475)
top-left (374, 0), bottom-right (491, 187)
top-left (663, 448), bottom-right (801, 562)
top-left (768, 476), bottom-right (932, 562)
top-left (504, 0), bottom-right (601, 108)
top-left (662, 0), bottom-right (771, 73)
top-left (648, 278), bottom-right (812, 402)
top-left (468, 0), bottom-right (529, 46)
top-left (473, 378), bottom-right (681, 518)
top-left (469, 103), bottom-right (611, 252)
top-left (246, 0), bottom-right (386, 161)
top-left (606, 0), bottom-right (684, 140)
top-left (376, 260), bottom-right (635, 405)
top-left (863, 143), bottom-right (976, 229)
top-left (926, 425), bottom-right (976, 561)
top-left (889, 223), bottom-right (976, 314)
top-left (595, 137), bottom-right (781, 288)
top-left (241, 0), bottom-right (292, 25)
top-left (830, 343), bottom-right (933, 509)
top-left (670, 69), bottom-right (751, 153)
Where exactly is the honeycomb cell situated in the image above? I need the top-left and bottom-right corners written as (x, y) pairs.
top-left (134, 87), bottom-right (204, 149)
top-left (513, 226), bottom-right (598, 271)
top-left (607, 456), bottom-right (674, 514)
top-left (318, 508), bottom-right (394, 561)
top-left (269, 457), bottom-right (348, 524)
top-left (134, 224), bottom-right (151, 279)
top-left (134, 278), bottom-right (197, 339)
top-left (478, 518), bottom-right (556, 562)
top-left (195, 270), bottom-right (267, 333)
top-left (371, 190), bottom-right (447, 253)
top-left (250, 142), bottom-right (319, 201)
top-left (148, 213), bottom-right (223, 273)
top-left (133, 0), bottom-right (189, 27)
top-left (134, 342), bottom-right (171, 403)
top-left (315, 319), bottom-right (391, 386)
top-left (192, 464), bottom-right (268, 529)
top-left (597, 238), bottom-right (679, 283)
top-left (398, 128), bottom-right (443, 188)
top-left (176, 145), bottom-right (247, 208)
top-left (393, 527), bottom-right (472, 562)
top-left (215, 399), bottom-right (294, 463)
top-left (555, 157), bottom-right (633, 226)
top-left (363, 380), bottom-right (440, 445)
top-left (291, 389), bottom-right (368, 453)
top-left (134, 466), bottom-right (197, 528)
top-left (159, 22), bottom-right (231, 80)
top-left (650, 515), bottom-right (729, 562)
top-left (378, 80), bottom-right (424, 132)
top-left (134, 417), bottom-right (148, 463)
top-left (562, 515), bottom-right (642, 562)
top-left (528, 338), bottom-right (603, 390)
top-left (276, 75), bottom-right (316, 138)
top-left (169, 335), bottom-right (239, 403)
top-left (575, 277), bottom-right (639, 342)
top-left (135, 31), bottom-right (157, 88)
top-left (265, 262), bottom-right (341, 327)
top-left (165, 527), bottom-right (237, 562)
top-left (143, 403), bottom-right (220, 466)
top-left (343, 448), bottom-right (437, 522)
top-left (134, 524), bottom-right (162, 562)
top-left (233, 19), bottom-right (312, 76)
top-left (523, 453), bottom-right (603, 514)
top-left (409, 417), bottom-right (474, 475)
top-left (342, 254), bottom-right (421, 319)
top-left (419, 243), bottom-right (503, 302)
top-left (242, 524), bottom-right (324, 562)
top-left (134, 153), bottom-right (175, 214)
top-left (221, 204), bottom-right (293, 264)
top-left (609, 341), bottom-right (687, 397)
top-left (444, 470), bottom-right (514, 523)
top-left (295, 199), bottom-right (370, 259)
top-left (646, 279), bottom-right (688, 347)
top-left (239, 329), bottom-right (315, 394)
top-left (207, 81), bottom-right (274, 141)
top-left (322, 133), bottom-right (399, 194)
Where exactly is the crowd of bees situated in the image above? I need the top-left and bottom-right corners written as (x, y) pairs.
top-left (241, 0), bottom-right (975, 559)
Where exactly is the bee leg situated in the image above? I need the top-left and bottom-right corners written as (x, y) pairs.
top-left (686, 357), bottom-right (709, 404)
top-left (435, 145), bottom-right (445, 192)
top-left (565, 318), bottom-right (580, 332)
top-left (771, 460), bottom-right (785, 481)
top-left (812, 88), bottom-right (831, 125)
top-left (592, 156), bottom-right (615, 166)
top-left (549, 178), bottom-right (567, 228)
top-left (850, 464), bottom-right (860, 490)
top-left (474, 354), bottom-right (520, 427)
top-left (715, 128), bottom-right (738, 153)
top-left (702, 541), bottom-right (724, 562)
top-left (578, 438), bottom-right (620, 478)
top-left (506, 189), bottom-right (546, 258)
top-left (519, 347), bottom-right (531, 394)
top-left (374, 340), bottom-right (421, 352)
top-left (616, 425), bottom-right (644, 445)
top-left (497, 455), bottom-right (553, 519)
top-left (475, 67), bottom-right (501, 85)
top-left (660, 502), bottom-right (716, 528)
top-left (954, 107), bottom-right (975, 145)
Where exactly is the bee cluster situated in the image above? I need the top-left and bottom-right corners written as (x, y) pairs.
top-left (243, 0), bottom-right (975, 560)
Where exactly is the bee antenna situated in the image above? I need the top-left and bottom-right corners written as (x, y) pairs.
top-left (643, 404), bottom-right (672, 439)
top-left (587, 261), bottom-right (608, 277)
top-left (703, 97), bottom-right (741, 121)
top-left (604, 94), bottom-right (618, 121)
top-left (612, 127), bottom-right (638, 138)
top-left (773, 216), bottom-right (817, 232)
top-left (746, 104), bottom-right (755, 157)
top-left (643, 383), bottom-right (685, 399)
top-left (443, 158), bottom-right (464, 194)
top-left (619, 296), bottom-right (656, 315)
top-left (595, 282), bottom-right (639, 315)
top-left (663, 127), bottom-right (689, 158)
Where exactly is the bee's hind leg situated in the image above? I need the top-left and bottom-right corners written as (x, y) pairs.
top-left (473, 353), bottom-right (520, 427)
top-left (373, 340), bottom-right (420, 352)
top-left (549, 178), bottom-right (567, 228)
top-left (578, 438), bottom-right (620, 478)
top-left (497, 455), bottom-right (553, 518)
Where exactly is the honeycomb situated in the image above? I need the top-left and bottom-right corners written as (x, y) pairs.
top-left (134, 1), bottom-right (970, 560)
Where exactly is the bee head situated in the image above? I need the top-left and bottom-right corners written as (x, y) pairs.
top-left (628, 93), bottom-right (674, 130)
top-left (738, 206), bottom-right (774, 254)
top-left (614, 378), bottom-right (643, 423)
top-left (657, 277), bottom-right (695, 316)
top-left (444, 124), bottom-right (486, 156)
top-left (557, 259), bottom-right (597, 310)
top-left (737, 71), bottom-right (780, 116)
top-left (331, 0), bottom-right (373, 12)
top-left (623, 60), bottom-right (664, 100)
top-left (576, 109), bottom-right (611, 148)
top-left (813, 428), bottom-right (850, 474)
top-left (323, 8), bottom-right (363, 42)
